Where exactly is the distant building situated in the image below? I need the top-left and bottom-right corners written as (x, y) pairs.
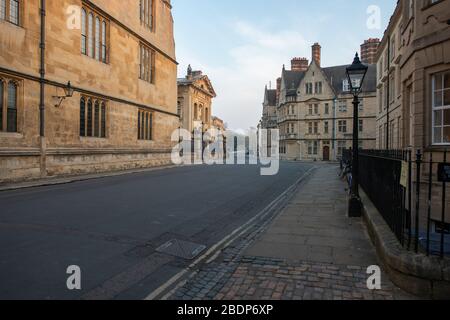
top-left (261, 41), bottom-right (378, 161)
top-left (177, 66), bottom-right (217, 135)
top-left (361, 38), bottom-right (380, 65)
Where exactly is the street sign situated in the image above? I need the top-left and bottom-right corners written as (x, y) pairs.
top-left (400, 161), bottom-right (408, 187)
top-left (437, 163), bottom-right (450, 183)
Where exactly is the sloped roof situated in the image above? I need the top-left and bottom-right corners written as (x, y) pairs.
top-left (177, 73), bottom-right (217, 97)
top-left (278, 63), bottom-right (376, 99)
top-left (265, 89), bottom-right (277, 106)
top-left (282, 70), bottom-right (306, 94)
top-left (322, 64), bottom-right (377, 95)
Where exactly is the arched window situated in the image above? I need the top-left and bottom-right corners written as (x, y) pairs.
top-left (149, 113), bottom-right (153, 140)
top-left (137, 110), bottom-right (141, 139)
top-left (194, 104), bottom-right (198, 120)
top-left (94, 101), bottom-right (100, 137)
top-left (81, 9), bottom-right (86, 54)
top-left (80, 97), bottom-right (86, 136)
top-left (87, 99), bottom-right (93, 136)
top-left (9, 0), bottom-right (19, 25)
top-left (0, 80), bottom-right (3, 131)
top-left (95, 17), bottom-right (100, 60)
top-left (7, 82), bottom-right (17, 132)
top-left (0, 0), bottom-right (6, 20)
top-left (88, 13), bottom-right (93, 57)
top-left (141, 110), bottom-right (145, 139)
top-left (101, 21), bottom-right (107, 62)
top-left (145, 112), bottom-right (149, 140)
top-left (101, 102), bottom-right (106, 138)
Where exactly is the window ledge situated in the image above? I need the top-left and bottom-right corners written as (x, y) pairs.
top-left (0, 132), bottom-right (23, 139)
top-left (80, 136), bottom-right (108, 141)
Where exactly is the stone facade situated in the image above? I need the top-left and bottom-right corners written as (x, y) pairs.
top-left (0, 0), bottom-right (179, 184)
top-left (375, 0), bottom-right (450, 233)
top-left (263, 42), bottom-right (378, 161)
top-left (376, 0), bottom-right (450, 151)
top-left (177, 66), bottom-right (217, 134)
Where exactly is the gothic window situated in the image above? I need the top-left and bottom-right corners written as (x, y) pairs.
top-left (87, 99), bottom-right (93, 136)
top-left (81, 9), bottom-right (87, 54)
top-left (95, 17), bottom-right (100, 60)
top-left (94, 101), bottom-right (100, 137)
top-left (6, 82), bottom-right (17, 132)
top-left (101, 102), bottom-right (106, 138)
top-left (88, 13), bottom-right (94, 57)
top-left (139, 44), bottom-right (155, 83)
top-left (9, 0), bottom-right (19, 25)
top-left (80, 97), bottom-right (86, 136)
top-left (1, 0), bottom-right (20, 25)
top-left (82, 6), bottom-right (108, 63)
top-left (138, 110), bottom-right (153, 140)
top-left (80, 97), bottom-right (107, 138)
top-left (140, 0), bottom-right (154, 30)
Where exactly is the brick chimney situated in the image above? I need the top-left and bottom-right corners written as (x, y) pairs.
top-left (291, 57), bottom-right (309, 72)
top-left (311, 43), bottom-right (321, 66)
top-left (360, 38), bottom-right (380, 64)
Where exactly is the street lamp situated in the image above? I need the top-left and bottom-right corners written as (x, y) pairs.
top-left (346, 53), bottom-right (368, 218)
top-left (53, 81), bottom-right (74, 108)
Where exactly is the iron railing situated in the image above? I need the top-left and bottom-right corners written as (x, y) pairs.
top-left (353, 149), bottom-right (449, 258)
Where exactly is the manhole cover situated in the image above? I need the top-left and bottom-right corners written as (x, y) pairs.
top-left (156, 239), bottom-right (207, 260)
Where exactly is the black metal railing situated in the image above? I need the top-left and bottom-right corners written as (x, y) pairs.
top-left (352, 149), bottom-right (449, 258)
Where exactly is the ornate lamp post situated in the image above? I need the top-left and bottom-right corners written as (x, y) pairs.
top-left (346, 53), bottom-right (368, 217)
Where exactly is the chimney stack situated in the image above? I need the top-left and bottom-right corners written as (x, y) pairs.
top-left (312, 43), bottom-right (321, 66)
top-left (291, 57), bottom-right (309, 72)
top-left (276, 77), bottom-right (282, 104)
top-left (360, 38), bottom-right (380, 64)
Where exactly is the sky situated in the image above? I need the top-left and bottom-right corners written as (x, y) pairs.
top-left (172, 0), bottom-right (397, 131)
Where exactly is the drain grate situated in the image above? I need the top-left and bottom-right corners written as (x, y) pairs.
top-left (156, 239), bottom-right (206, 260)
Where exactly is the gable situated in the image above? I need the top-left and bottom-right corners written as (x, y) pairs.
top-left (193, 76), bottom-right (217, 98)
top-left (297, 60), bottom-right (335, 98)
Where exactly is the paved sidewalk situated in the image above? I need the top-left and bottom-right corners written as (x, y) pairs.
top-left (170, 164), bottom-right (417, 300)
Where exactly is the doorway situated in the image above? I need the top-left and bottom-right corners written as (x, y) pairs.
top-left (323, 146), bottom-right (330, 161)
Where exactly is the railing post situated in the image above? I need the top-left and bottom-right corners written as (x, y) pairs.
top-left (415, 149), bottom-right (422, 253)
top-left (441, 150), bottom-right (447, 258)
top-left (427, 153), bottom-right (433, 256)
top-left (408, 150), bottom-right (413, 250)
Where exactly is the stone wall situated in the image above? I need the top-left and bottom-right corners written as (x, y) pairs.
top-left (0, 0), bottom-right (179, 184)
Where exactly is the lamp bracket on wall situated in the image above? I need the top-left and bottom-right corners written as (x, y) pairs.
top-left (53, 81), bottom-right (74, 108)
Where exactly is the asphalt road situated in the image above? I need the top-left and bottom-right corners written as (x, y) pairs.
top-left (0, 162), bottom-right (312, 300)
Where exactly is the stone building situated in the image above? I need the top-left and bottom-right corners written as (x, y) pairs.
top-left (0, 0), bottom-right (178, 184)
top-left (376, 0), bottom-right (450, 151)
top-left (275, 42), bottom-right (377, 161)
top-left (361, 38), bottom-right (381, 64)
top-left (177, 65), bottom-right (216, 135)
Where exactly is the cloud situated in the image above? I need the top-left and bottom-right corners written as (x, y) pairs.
top-left (177, 20), bottom-right (311, 132)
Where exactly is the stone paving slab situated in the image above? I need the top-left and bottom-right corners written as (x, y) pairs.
top-left (169, 164), bottom-right (419, 300)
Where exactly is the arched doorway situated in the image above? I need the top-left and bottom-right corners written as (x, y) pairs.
top-left (323, 146), bottom-right (330, 161)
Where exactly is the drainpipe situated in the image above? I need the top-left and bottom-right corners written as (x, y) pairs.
top-left (386, 35), bottom-right (391, 150)
top-left (39, 0), bottom-right (46, 177)
top-left (332, 98), bottom-right (337, 161)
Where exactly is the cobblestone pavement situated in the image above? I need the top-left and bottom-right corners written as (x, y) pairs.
top-left (169, 164), bottom-right (418, 300)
